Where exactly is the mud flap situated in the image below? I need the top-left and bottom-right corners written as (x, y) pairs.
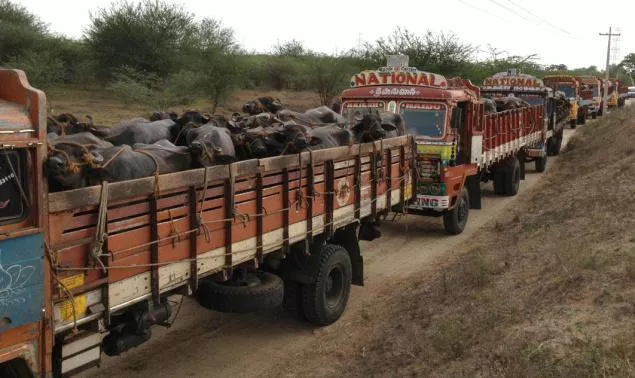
top-left (333, 224), bottom-right (363, 286)
top-left (466, 174), bottom-right (481, 210)
top-left (518, 150), bottom-right (526, 180)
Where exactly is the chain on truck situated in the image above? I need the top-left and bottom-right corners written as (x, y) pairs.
top-left (340, 57), bottom-right (547, 236)
top-left (0, 69), bottom-right (415, 377)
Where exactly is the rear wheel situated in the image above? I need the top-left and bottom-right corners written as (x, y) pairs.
top-left (504, 158), bottom-right (521, 196)
top-left (570, 119), bottom-right (576, 129)
top-left (535, 155), bottom-right (547, 173)
top-left (301, 244), bottom-right (352, 326)
top-left (591, 111), bottom-right (597, 119)
top-left (443, 188), bottom-right (469, 235)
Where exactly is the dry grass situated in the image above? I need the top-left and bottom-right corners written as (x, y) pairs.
top-left (269, 106), bottom-right (635, 377)
top-left (45, 86), bottom-right (321, 126)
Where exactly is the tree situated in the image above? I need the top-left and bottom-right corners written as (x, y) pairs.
top-left (85, 0), bottom-right (197, 80)
top-left (307, 56), bottom-right (356, 105)
top-left (620, 53), bottom-right (635, 77)
top-left (351, 28), bottom-right (475, 77)
top-left (0, 0), bottom-right (48, 61)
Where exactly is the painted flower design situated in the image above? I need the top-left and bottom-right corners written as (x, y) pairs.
top-left (0, 249), bottom-right (35, 303)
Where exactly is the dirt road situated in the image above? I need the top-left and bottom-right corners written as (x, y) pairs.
top-left (83, 127), bottom-right (580, 378)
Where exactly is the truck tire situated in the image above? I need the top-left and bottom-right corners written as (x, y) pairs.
top-left (301, 244), bottom-right (352, 326)
top-left (592, 111), bottom-right (597, 119)
top-left (504, 158), bottom-right (521, 196)
top-left (570, 119), bottom-right (576, 129)
top-left (535, 155), bottom-right (547, 173)
top-left (546, 137), bottom-right (557, 156)
top-left (195, 271), bottom-right (284, 313)
top-left (443, 188), bottom-right (469, 235)
top-left (493, 170), bottom-right (505, 195)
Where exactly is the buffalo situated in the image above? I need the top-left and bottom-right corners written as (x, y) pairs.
top-left (350, 113), bottom-right (401, 143)
top-left (185, 123), bottom-right (236, 166)
top-left (150, 111), bottom-right (178, 122)
top-left (242, 97), bottom-right (283, 115)
top-left (88, 140), bottom-right (192, 184)
top-left (107, 119), bottom-right (177, 146)
top-left (46, 132), bottom-right (114, 191)
top-left (308, 124), bottom-right (354, 150)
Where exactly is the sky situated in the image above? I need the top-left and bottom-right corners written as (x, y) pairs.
top-left (19, 0), bottom-right (634, 70)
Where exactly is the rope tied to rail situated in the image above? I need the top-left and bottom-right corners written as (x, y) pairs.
top-left (90, 181), bottom-right (109, 274)
top-left (197, 167), bottom-right (211, 243)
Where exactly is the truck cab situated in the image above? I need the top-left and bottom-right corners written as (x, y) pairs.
top-left (340, 56), bottom-right (484, 235)
top-left (576, 76), bottom-right (602, 119)
top-left (543, 75), bottom-right (581, 128)
top-left (607, 78), bottom-right (619, 109)
top-left (0, 69), bottom-right (51, 377)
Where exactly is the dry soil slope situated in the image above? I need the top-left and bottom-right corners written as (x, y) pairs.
top-left (270, 106), bottom-right (635, 377)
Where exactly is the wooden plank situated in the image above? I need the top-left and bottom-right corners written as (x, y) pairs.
top-left (325, 160), bottom-right (334, 238)
top-left (224, 171), bottom-right (235, 277)
top-left (188, 186), bottom-right (198, 292)
top-left (49, 161), bottom-right (261, 212)
top-left (149, 197), bottom-right (160, 304)
top-left (256, 172), bottom-right (264, 263)
top-left (282, 168), bottom-right (290, 254)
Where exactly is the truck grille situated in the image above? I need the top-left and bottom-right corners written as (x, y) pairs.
top-left (416, 158), bottom-right (441, 180)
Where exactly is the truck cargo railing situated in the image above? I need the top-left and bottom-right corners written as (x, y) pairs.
top-left (46, 136), bottom-right (415, 332)
top-left (482, 105), bottom-right (544, 165)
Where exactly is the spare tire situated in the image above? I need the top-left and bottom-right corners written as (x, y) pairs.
top-left (195, 271), bottom-right (284, 313)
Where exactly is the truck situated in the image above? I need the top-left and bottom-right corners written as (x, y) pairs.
top-left (617, 83), bottom-right (629, 107)
top-left (339, 56), bottom-right (545, 236)
top-left (576, 76), bottom-right (602, 119)
top-left (481, 69), bottom-right (569, 163)
top-left (606, 78), bottom-right (620, 109)
top-left (0, 68), bottom-right (415, 377)
top-left (542, 75), bottom-right (583, 128)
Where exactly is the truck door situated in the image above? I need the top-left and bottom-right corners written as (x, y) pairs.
top-left (451, 102), bottom-right (468, 165)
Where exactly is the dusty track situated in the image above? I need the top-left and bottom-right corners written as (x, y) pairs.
top-left (83, 126), bottom-right (581, 378)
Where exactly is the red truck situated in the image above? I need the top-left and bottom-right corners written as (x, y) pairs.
top-left (0, 69), bottom-right (414, 377)
top-left (339, 56), bottom-right (545, 235)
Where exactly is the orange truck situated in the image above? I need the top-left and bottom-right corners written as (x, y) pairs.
top-left (576, 76), bottom-right (602, 119)
top-left (542, 75), bottom-right (584, 128)
top-left (0, 69), bottom-right (414, 377)
top-left (339, 56), bottom-right (545, 235)
top-left (481, 69), bottom-right (569, 162)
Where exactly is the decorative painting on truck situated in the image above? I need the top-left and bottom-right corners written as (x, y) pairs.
top-left (350, 68), bottom-right (448, 89)
top-left (482, 70), bottom-right (545, 91)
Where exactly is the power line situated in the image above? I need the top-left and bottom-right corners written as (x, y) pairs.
top-left (505, 0), bottom-right (581, 39)
top-left (456, 0), bottom-right (515, 26)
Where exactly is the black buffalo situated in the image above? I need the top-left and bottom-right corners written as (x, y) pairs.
top-left (107, 119), bottom-right (177, 146)
top-left (242, 97), bottom-right (283, 115)
top-left (185, 123), bottom-right (236, 166)
top-left (46, 132), bottom-right (114, 191)
top-left (308, 124), bottom-right (354, 150)
top-left (350, 113), bottom-right (400, 142)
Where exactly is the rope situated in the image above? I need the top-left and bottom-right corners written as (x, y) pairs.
top-left (50, 173), bottom-right (412, 271)
top-left (90, 181), bottom-right (109, 274)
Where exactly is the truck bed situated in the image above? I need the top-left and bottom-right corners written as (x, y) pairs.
top-left (47, 137), bottom-right (414, 332)
top-left (481, 105), bottom-right (545, 165)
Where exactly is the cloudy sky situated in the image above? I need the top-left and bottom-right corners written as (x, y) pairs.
top-left (19, 0), bottom-right (633, 69)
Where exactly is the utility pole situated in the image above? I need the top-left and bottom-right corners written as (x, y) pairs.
top-left (599, 27), bottom-right (621, 114)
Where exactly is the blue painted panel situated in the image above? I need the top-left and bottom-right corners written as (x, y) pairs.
top-left (0, 233), bottom-right (44, 331)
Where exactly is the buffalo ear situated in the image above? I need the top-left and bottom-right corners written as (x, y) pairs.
top-left (90, 151), bottom-right (104, 163)
top-left (381, 122), bottom-right (397, 131)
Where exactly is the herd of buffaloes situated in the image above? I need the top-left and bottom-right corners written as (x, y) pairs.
top-left (45, 97), bottom-right (406, 192)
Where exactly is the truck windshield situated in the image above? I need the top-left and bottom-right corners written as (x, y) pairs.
top-left (400, 103), bottom-right (447, 138)
top-left (551, 85), bottom-right (576, 98)
top-left (0, 150), bottom-right (27, 224)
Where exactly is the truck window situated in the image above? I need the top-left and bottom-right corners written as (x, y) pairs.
top-left (554, 85), bottom-right (576, 99)
top-left (0, 150), bottom-right (29, 224)
top-left (400, 102), bottom-right (447, 138)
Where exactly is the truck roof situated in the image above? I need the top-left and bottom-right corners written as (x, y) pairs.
top-left (542, 75), bottom-right (578, 84)
top-left (576, 76), bottom-right (601, 84)
top-left (343, 66), bottom-right (478, 102)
